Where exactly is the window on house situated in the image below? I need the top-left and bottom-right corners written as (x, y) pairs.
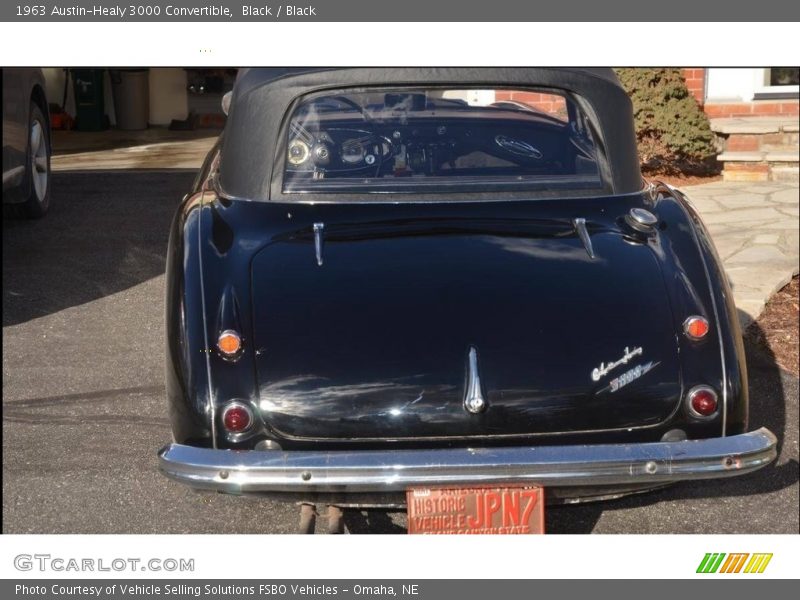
top-left (768, 68), bottom-right (799, 87)
top-left (754, 68), bottom-right (799, 100)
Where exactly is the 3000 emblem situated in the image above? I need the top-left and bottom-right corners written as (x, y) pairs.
top-left (606, 361), bottom-right (658, 393)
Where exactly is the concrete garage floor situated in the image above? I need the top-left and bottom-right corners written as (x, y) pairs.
top-left (3, 169), bottom-right (799, 534)
top-left (51, 128), bottom-right (218, 155)
top-left (51, 129), bottom-right (218, 171)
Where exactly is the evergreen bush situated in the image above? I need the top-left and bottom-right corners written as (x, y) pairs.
top-left (614, 68), bottom-right (718, 175)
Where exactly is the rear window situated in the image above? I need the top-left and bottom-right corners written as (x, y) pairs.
top-left (281, 87), bottom-right (602, 194)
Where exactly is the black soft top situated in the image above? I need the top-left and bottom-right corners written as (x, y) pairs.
top-left (219, 68), bottom-right (642, 201)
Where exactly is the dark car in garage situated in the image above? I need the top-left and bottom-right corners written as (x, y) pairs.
top-left (3, 68), bottom-right (51, 218)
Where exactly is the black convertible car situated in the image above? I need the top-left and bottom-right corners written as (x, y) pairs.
top-left (158, 68), bottom-right (776, 533)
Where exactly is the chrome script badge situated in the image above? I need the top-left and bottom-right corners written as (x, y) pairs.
top-left (591, 346), bottom-right (643, 381)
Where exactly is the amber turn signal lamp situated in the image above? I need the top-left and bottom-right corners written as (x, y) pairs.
top-left (683, 316), bottom-right (710, 340)
top-left (686, 386), bottom-right (718, 419)
top-left (217, 330), bottom-right (242, 357)
top-left (222, 402), bottom-right (252, 433)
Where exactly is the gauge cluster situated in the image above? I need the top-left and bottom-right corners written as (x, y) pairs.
top-left (287, 127), bottom-right (394, 174)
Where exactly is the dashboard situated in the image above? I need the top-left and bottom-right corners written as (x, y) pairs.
top-left (285, 110), bottom-right (597, 183)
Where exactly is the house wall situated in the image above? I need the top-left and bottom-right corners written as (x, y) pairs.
top-left (701, 68), bottom-right (799, 117)
top-left (149, 68), bottom-right (188, 125)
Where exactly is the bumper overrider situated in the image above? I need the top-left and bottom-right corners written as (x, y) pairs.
top-left (158, 428), bottom-right (777, 495)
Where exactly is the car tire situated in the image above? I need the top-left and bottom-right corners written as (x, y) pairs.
top-left (11, 102), bottom-right (51, 218)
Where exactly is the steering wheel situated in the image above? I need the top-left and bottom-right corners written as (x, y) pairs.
top-left (327, 96), bottom-right (373, 122)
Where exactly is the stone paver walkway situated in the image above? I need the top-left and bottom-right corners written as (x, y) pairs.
top-left (681, 181), bottom-right (799, 327)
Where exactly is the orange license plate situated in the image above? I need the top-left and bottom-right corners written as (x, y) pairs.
top-left (406, 485), bottom-right (545, 534)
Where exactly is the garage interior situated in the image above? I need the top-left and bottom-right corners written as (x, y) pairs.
top-left (44, 68), bottom-right (235, 170)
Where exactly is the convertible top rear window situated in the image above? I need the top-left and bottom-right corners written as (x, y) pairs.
top-left (281, 87), bottom-right (603, 194)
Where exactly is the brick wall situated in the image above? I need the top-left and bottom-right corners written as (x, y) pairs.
top-left (495, 90), bottom-right (567, 119)
top-left (682, 68), bottom-right (706, 105)
top-left (703, 101), bottom-right (800, 118)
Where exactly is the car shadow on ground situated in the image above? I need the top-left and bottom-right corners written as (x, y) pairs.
top-left (342, 510), bottom-right (407, 534)
top-left (546, 319), bottom-right (798, 534)
top-left (2, 170), bottom-right (195, 327)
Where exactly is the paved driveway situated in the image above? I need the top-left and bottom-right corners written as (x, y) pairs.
top-left (3, 171), bottom-right (798, 534)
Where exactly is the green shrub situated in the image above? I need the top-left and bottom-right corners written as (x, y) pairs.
top-left (614, 68), bottom-right (718, 175)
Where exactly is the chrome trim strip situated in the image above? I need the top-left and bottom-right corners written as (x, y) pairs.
top-left (313, 222), bottom-right (324, 266)
top-left (159, 428), bottom-right (776, 494)
top-left (464, 346), bottom-right (487, 413)
top-left (572, 217), bottom-right (595, 259)
top-left (196, 188), bottom-right (218, 448)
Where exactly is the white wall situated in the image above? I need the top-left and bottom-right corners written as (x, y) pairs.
top-left (443, 89), bottom-right (496, 106)
top-left (705, 68), bottom-right (759, 102)
top-left (42, 68), bottom-right (72, 114)
top-left (149, 68), bottom-right (188, 125)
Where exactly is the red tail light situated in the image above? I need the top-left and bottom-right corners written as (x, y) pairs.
top-left (683, 316), bottom-right (709, 340)
top-left (222, 402), bottom-right (253, 433)
top-left (686, 386), bottom-right (718, 418)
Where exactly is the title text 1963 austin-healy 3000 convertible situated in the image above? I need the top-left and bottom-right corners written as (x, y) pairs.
top-left (158, 68), bottom-right (777, 533)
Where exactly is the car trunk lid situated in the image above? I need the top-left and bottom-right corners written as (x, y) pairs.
top-left (249, 201), bottom-right (681, 441)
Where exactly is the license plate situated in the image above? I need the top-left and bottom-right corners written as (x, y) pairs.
top-left (406, 485), bottom-right (545, 534)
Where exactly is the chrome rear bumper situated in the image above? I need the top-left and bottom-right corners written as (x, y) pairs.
top-left (158, 428), bottom-right (777, 494)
